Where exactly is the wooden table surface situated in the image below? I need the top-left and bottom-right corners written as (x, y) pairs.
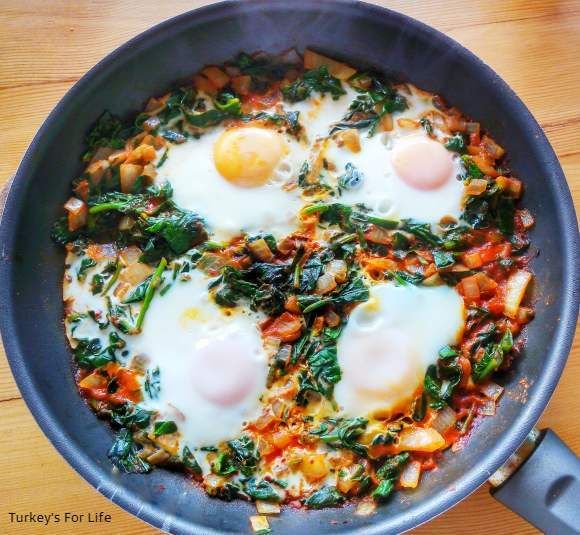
top-left (0, 1), bottom-right (578, 533)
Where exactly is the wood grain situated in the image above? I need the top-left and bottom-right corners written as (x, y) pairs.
top-left (0, 1), bottom-right (578, 534)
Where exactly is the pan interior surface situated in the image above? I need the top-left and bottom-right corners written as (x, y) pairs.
top-left (0, 2), bottom-right (577, 534)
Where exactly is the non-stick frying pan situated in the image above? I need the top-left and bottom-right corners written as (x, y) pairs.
top-left (0, 1), bottom-right (578, 533)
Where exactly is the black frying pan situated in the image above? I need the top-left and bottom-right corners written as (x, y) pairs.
top-left (0, 1), bottom-right (578, 533)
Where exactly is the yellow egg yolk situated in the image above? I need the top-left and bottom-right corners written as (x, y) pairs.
top-left (214, 126), bottom-right (286, 187)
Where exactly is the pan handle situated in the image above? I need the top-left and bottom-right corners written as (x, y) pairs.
top-left (489, 428), bottom-right (580, 534)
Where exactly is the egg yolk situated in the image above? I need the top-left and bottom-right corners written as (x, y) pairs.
top-left (191, 337), bottom-right (259, 406)
top-left (214, 126), bottom-right (286, 187)
top-left (391, 135), bottom-right (454, 190)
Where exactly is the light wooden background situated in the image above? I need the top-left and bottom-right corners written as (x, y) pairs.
top-left (0, 1), bottom-right (578, 534)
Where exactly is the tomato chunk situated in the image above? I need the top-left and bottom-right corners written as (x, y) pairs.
top-left (262, 312), bottom-right (303, 342)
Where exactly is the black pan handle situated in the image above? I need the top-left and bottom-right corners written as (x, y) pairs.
top-left (490, 428), bottom-right (580, 534)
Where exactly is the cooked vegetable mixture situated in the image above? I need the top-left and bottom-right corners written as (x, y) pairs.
top-left (54, 49), bottom-right (535, 527)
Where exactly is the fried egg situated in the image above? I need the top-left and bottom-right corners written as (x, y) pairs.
top-left (64, 254), bottom-right (268, 450)
top-left (335, 283), bottom-right (465, 419)
top-left (129, 269), bottom-right (267, 448)
top-left (155, 124), bottom-right (306, 241)
top-left (321, 89), bottom-right (465, 223)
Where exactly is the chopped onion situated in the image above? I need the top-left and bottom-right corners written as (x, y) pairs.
top-left (325, 259), bottom-right (348, 283)
top-left (365, 225), bottom-right (391, 245)
top-left (324, 308), bottom-right (341, 327)
top-left (142, 116), bottom-right (161, 131)
top-left (474, 271), bottom-right (498, 293)
top-left (379, 113), bottom-right (394, 132)
top-left (315, 272), bottom-right (337, 295)
top-left (249, 515), bottom-right (270, 534)
top-left (480, 381), bottom-right (504, 401)
top-left (86, 158), bottom-right (110, 183)
top-left (517, 306), bottom-right (535, 324)
top-left (464, 178), bottom-right (488, 196)
top-left (78, 372), bottom-right (106, 389)
top-left (256, 501), bottom-right (281, 515)
top-left (504, 270), bottom-right (532, 318)
top-left (478, 399), bottom-right (496, 416)
top-left (262, 336), bottom-right (281, 356)
top-left (398, 426), bottom-right (445, 452)
top-left (460, 275), bottom-right (480, 300)
top-left (336, 129), bottom-right (361, 153)
top-left (119, 262), bottom-right (154, 285)
top-left (120, 163), bottom-right (143, 193)
top-left (201, 66), bottom-right (230, 89)
top-left (518, 209), bottom-right (535, 229)
top-left (303, 49), bottom-right (356, 80)
top-left (196, 252), bottom-right (226, 275)
top-left (481, 135), bottom-right (505, 159)
top-left (64, 197), bottom-right (87, 231)
top-left (399, 460), bottom-right (422, 488)
top-left (119, 245), bottom-right (142, 265)
top-left (90, 146), bottom-right (115, 164)
top-left (231, 75), bottom-right (251, 96)
top-left (465, 121), bottom-right (480, 135)
top-left (431, 406), bottom-right (457, 434)
top-left (279, 48), bottom-right (301, 65)
top-left (446, 115), bottom-right (467, 132)
top-left (254, 410), bottom-right (277, 432)
top-left (248, 238), bottom-right (274, 262)
top-left (463, 251), bottom-right (483, 269)
top-left (422, 273), bottom-right (443, 287)
top-left (118, 215), bottom-right (135, 232)
top-left (397, 118), bottom-right (419, 129)
top-left (355, 497), bottom-right (377, 516)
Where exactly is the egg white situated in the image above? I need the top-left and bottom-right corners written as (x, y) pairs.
top-left (64, 254), bottom-right (268, 451)
top-left (132, 269), bottom-right (267, 449)
top-left (335, 282), bottom-right (465, 419)
top-left (291, 86), bottom-right (358, 142)
top-left (324, 131), bottom-right (464, 222)
top-left (155, 127), bottom-right (306, 241)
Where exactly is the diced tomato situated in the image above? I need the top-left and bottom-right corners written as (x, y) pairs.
top-left (479, 243), bottom-right (511, 264)
top-left (262, 312), bottom-right (303, 342)
top-left (73, 179), bottom-right (90, 201)
top-left (452, 393), bottom-right (482, 410)
top-left (231, 75), bottom-right (251, 96)
top-left (243, 86), bottom-right (282, 110)
top-left (284, 295), bottom-right (301, 314)
top-left (193, 74), bottom-right (217, 95)
top-left (201, 66), bottom-right (230, 89)
top-left (443, 427), bottom-right (461, 445)
top-left (471, 155), bottom-right (499, 177)
top-left (79, 365), bottom-right (141, 405)
top-left (417, 455), bottom-right (438, 471)
top-left (458, 357), bottom-right (472, 387)
top-left (486, 296), bottom-right (505, 316)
